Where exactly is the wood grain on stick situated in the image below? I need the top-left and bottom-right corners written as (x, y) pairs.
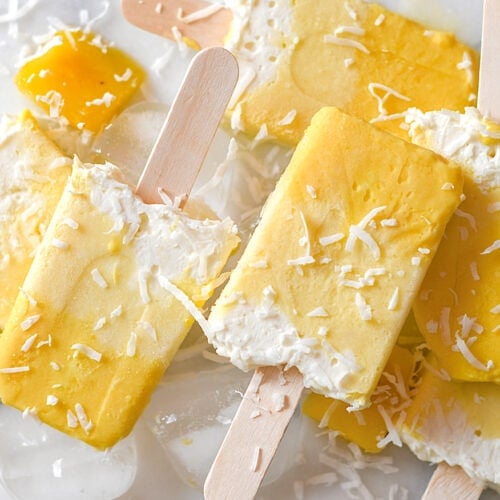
top-left (121, 0), bottom-right (232, 48)
top-left (136, 47), bottom-right (238, 203)
top-left (422, 463), bottom-right (484, 500)
top-left (204, 366), bottom-right (304, 500)
top-left (478, 0), bottom-right (500, 121)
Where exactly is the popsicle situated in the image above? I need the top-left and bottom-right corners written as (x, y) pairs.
top-left (15, 29), bottom-right (145, 132)
top-left (122, 0), bottom-right (479, 145)
top-left (0, 47), bottom-right (239, 449)
top-left (403, 2), bottom-right (500, 496)
top-left (406, 106), bottom-right (499, 383)
top-left (409, 8), bottom-right (499, 378)
top-left (0, 110), bottom-right (70, 329)
top-left (401, 360), bottom-right (500, 494)
top-left (204, 105), bottom-right (463, 498)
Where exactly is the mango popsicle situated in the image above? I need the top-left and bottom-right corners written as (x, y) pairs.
top-left (224, 0), bottom-right (478, 145)
top-left (208, 105), bottom-right (463, 410)
top-left (122, 0), bottom-right (479, 146)
top-left (0, 47), bottom-right (240, 449)
top-left (0, 158), bottom-right (239, 449)
top-left (401, 361), bottom-right (500, 493)
top-left (407, 107), bottom-right (500, 383)
top-left (0, 110), bottom-right (70, 329)
top-left (204, 106), bottom-right (464, 498)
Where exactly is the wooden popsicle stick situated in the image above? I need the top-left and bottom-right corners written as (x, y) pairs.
top-left (135, 46), bottom-right (238, 203)
top-left (422, 463), bottom-right (484, 500)
top-left (424, 1), bottom-right (497, 498)
top-left (477, 0), bottom-right (500, 122)
top-left (204, 366), bottom-right (304, 500)
top-left (121, 0), bottom-right (232, 49)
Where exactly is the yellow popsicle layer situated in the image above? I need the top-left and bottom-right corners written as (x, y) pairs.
top-left (208, 106), bottom-right (463, 409)
top-left (0, 111), bottom-right (70, 329)
top-left (0, 159), bottom-right (238, 449)
top-left (226, 0), bottom-right (478, 145)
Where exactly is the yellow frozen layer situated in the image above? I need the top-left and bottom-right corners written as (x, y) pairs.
top-left (303, 344), bottom-right (415, 453)
top-left (401, 363), bottom-right (500, 491)
top-left (0, 159), bottom-right (239, 449)
top-left (0, 111), bottom-right (70, 329)
top-left (208, 106), bottom-right (463, 409)
top-left (226, 0), bottom-right (479, 145)
top-left (16, 30), bottom-right (145, 132)
top-left (407, 108), bottom-right (500, 382)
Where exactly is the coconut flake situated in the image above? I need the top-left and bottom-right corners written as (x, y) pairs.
top-left (324, 34), bottom-right (369, 54)
top-left (85, 92), bottom-right (116, 108)
top-left (113, 67), bottom-right (133, 82)
top-left (21, 314), bottom-right (41, 331)
top-left (454, 334), bottom-right (493, 371)
top-left (75, 403), bottom-right (93, 433)
top-left (387, 287), bottom-right (399, 311)
top-left (0, 366), bottom-right (30, 374)
top-left (46, 395), bottom-right (59, 406)
top-left (93, 316), bottom-right (106, 331)
top-left (126, 332), bottom-right (137, 357)
top-left (348, 225), bottom-right (381, 259)
top-left (306, 307), bottom-right (329, 317)
top-left (158, 275), bottom-right (212, 336)
top-left (52, 238), bottom-right (69, 249)
top-left (455, 208), bottom-right (477, 231)
top-left (355, 293), bottom-right (372, 320)
top-left (61, 217), bottom-right (79, 229)
top-left (19, 288), bottom-right (37, 306)
top-left (376, 405), bottom-right (402, 448)
top-left (71, 343), bottom-right (102, 362)
top-left (481, 240), bottom-right (500, 255)
top-left (469, 261), bottom-right (480, 281)
top-left (67, 410), bottom-right (78, 428)
top-left (287, 255), bottom-right (315, 266)
top-left (138, 321), bottom-right (157, 341)
top-left (176, 3), bottom-right (223, 24)
top-left (380, 218), bottom-right (398, 227)
top-left (277, 109), bottom-right (297, 126)
top-left (91, 268), bottom-right (108, 288)
top-left (272, 392), bottom-right (286, 412)
top-left (318, 326), bottom-right (329, 337)
top-left (319, 233), bottom-right (345, 246)
top-left (110, 304), bottom-right (123, 318)
top-left (21, 333), bottom-right (38, 352)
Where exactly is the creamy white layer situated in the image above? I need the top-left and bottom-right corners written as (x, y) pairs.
top-left (406, 107), bottom-right (500, 191)
top-left (402, 399), bottom-right (500, 492)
